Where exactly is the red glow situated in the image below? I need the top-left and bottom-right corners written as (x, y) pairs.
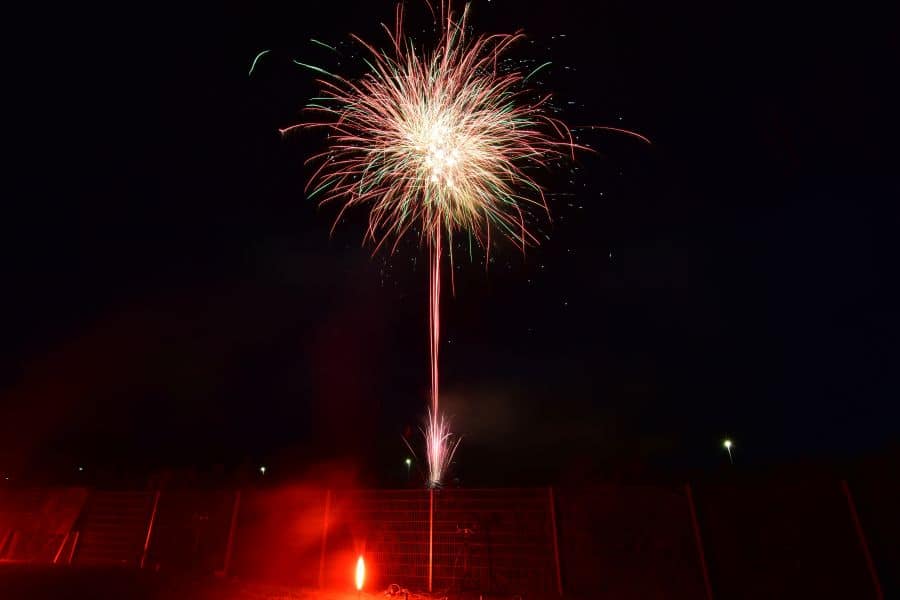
top-left (355, 555), bottom-right (365, 591)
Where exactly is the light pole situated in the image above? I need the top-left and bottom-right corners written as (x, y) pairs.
top-left (405, 458), bottom-right (412, 481)
top-left (723, 439), bottom-right (734, 464)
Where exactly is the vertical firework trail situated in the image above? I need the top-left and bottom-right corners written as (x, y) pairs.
top-left (430, 227), bottom-right (440, 422)
top-left (282, 1), bottom-right (646, 486)
top-left (426, 223), bottom-right (459, 487)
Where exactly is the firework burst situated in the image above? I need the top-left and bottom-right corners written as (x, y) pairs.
top-left (287, 1), bottom-right (583, 487)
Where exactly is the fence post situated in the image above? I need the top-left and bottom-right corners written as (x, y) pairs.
top-left (52, 531), bottom-right (71, 564)
top-left (67, 531), bottom-right (80, 565)
top-left (0, 529), bottom-right (12, 559)
top-left (548, 486), bottom-right (564, 596)
top-left (685, 484), bottom-right (714, 600)
top-left (218, 490), bottom-right (242, 577)
top-left (428, 487), bottom-right (434, 593)
top-left (840, 480), bottom-right (883, 600)
top-left (318, 489), bottom-right (331, 589)
top-left (140, 490), bottom-right (161, 569)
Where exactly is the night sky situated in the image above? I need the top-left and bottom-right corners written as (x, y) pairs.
top-left (3, 0), bottom-right (898, 486)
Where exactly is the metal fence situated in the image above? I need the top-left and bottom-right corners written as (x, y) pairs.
top-left (0, 487), bottom-right (87, 563)
top-left (557, 484), bottom-right (708, 599)
top-left (0, 481), bottom-right (890, 599)
top-left (325, 488), bottom-right (558, 594)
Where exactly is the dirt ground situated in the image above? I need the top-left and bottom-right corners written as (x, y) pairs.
top-left (0, 566), bottom-right (379, 600)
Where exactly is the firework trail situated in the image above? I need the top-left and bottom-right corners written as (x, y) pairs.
top-left (286, 1), bottom-right (628, 486)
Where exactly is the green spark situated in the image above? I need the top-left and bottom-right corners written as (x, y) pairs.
top-left (293, 60), bottom-right (337, 78)
top-left (248, 49), bottom-right (271, 77)
top-left (308, 179), bottom-right (336, 200)
top-left (524, 61), bottom-right (552, 82)
top-left (310, 38), bottom-right (339, 53)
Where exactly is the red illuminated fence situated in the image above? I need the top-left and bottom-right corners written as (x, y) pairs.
top-left (216, 487), bottom-right (557, 594)
top-left (556, 484), bottom-right (709, 599)
top-left (327, 488), bottom-right (558, 594)
top-left (228, 487), bottom-right (325, 587)
top-left (693, 481), bottom-right (879, 600)
top-left (331, 489), bottom-right (430, 590)
top-left (431, 488), bottom-right (557, 594)
top-left (72, 491), bottom-right (158, 566)
top-left (144, 490), bottom-right (234, 573)
top-left (0, 488), bottom-right (87, 563)
top-left (0, 481), bottom-right (892, 599)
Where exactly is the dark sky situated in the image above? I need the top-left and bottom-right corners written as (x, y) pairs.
top-left (3, 1), bottom-right (898, 485)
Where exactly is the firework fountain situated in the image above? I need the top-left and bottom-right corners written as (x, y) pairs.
top-left (283, 1), bottom-right (640, 486)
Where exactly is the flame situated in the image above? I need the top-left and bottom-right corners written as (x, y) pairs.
top-left (355, 555), bottom-right (365, 591)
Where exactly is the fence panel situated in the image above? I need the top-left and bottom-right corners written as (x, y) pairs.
top-left (0, 488), bottom-right (87, 562)
top-left (329, 489), bottom-right (430, 591)
top-left (433, 488), bottom-right (557, 595)
top-left (145, 490), bottom-right (234, 573)
top-left (556, 484), bottom-right (706, 599)
top-left (229, 487), bottom-right (327, 587)
top-left (850, 476), bottom-right (897, 599)
top-left (697, 480), bottom-right (874, 600)
top-left (0, 481), bottom-right (887, 599)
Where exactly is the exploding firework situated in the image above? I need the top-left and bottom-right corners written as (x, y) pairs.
top-left (287, 1), bottom-right (586, 487)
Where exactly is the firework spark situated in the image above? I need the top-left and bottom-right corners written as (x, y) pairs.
top-left (424, 408), bottom-right (461, 488)
top-left (289, 1), bottom-right (583, 487)
top-left (248, 49), bottom-right (271, 77)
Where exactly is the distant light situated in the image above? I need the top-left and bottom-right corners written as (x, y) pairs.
top-left (723, 439), bottom-right (733, 449)
top-left (78, 466), bottom-right (84, 472)
top-left (405, 458), bottom-right (412, 466)
top-left (259, 466), bottom-right (267, 475)
top-left (355, 555), bottom-right (365, 591)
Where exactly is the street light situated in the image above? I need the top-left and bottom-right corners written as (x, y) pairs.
top-left (259, 465), bottom-right (267, 475)
top-left (405, 458), bottom-right (412, 480)
top-left (723, 439), bottom-right (734, 464)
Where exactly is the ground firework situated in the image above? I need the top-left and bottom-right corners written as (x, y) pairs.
top-left (287, 1), bottom-right (581, 487)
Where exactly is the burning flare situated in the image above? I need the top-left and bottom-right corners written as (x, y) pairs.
top-left (355, 555), bottom-right (365, 591)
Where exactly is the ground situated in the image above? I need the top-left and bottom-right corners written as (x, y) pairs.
top-left (0, 566), bottom-right (372, 600)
